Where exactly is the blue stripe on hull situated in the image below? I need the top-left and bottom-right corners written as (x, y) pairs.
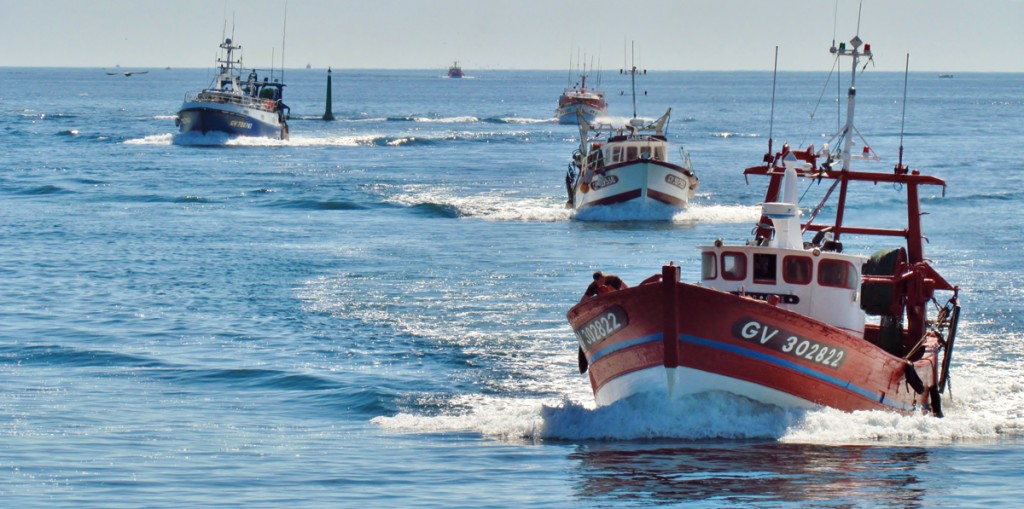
top-left (586, 329), bottom-right (914, 412)
top-left (178, 107), bottom-right (285, 139)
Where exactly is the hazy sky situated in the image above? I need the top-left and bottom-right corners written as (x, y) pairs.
top-left (2, 0), bottom-right (1021, 72)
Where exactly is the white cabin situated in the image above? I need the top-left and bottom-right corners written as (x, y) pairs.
top-left (697, 164), bottom-right (868, 337)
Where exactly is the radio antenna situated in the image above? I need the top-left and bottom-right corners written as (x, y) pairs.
top-left (768, 46), bottom-right (778, 157)
top-left (897, 53), bottom-right (910, 169)
top-left (280, 1), bottom-right (288, 82)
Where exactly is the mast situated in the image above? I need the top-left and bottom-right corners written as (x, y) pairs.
top-left (830, 35), bottom-right (870, 172)
top-left (630, 42), bottom-right (637, 118)
top-left (828, 35), bottom-right (872, 242)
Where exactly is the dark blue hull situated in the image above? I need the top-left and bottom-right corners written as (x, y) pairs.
top-left (177, 107), bottom-right (287, 140)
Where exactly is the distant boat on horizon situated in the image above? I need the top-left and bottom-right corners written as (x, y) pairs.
top-left (448, 61), bottom-right (464, 78)
top-left (938, 74), bottom-right (954, 78)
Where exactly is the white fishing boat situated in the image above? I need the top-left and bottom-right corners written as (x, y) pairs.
top-left (176, 37), bottom-right (290, 140)
top-left (564, 60), bottom-right (697, 211)
top-left (565, 110), bottom-right (698, 210)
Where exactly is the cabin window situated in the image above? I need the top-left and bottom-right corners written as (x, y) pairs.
top-left (753, 253), bottom-right (777, 284)
top-left (783, 256), bottom-right (813, 285)
top-left (701, 252), bottom-right (717, 280)
top-left (721, 252), bottom-right (747, 281)
top-left (818, 259), bottom-right (858, 289)
top-left (640, 147), bottom-right (652, 159)
top-left (611, 147), bottom-right (623, 163)
top-left (626, 147), bottom-right (638, 161)
top-left (653, 147), bottom-right (665, 161)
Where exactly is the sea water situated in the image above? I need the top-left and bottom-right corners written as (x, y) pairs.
top-left (2, 67), bottom-right (1023, 507)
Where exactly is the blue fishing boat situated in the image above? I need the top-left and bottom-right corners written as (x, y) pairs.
top-left (176, 37), bottom-right (290, 140)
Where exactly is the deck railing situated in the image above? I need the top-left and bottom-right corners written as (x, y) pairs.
top-left (183, 90), bottom-right (276, 112)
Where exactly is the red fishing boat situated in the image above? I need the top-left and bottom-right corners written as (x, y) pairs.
top-left (567, 35), bottom-right (961, 416)
top-left (556, 73), bottom-right (607, 124)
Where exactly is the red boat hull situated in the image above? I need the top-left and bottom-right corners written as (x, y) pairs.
top-left (568, 266), bottom-right (940, 414)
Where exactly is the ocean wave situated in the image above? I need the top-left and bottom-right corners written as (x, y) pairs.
top-left (0, 343), bottom-right (164, 369)
top-left (18, 112), bottom-right (77, 120)
top-left (941, 191), bottom-right (1018, 203)
top-left (122, 132), bottom-right (441, 147)
top-left (173, 367), bottom-right (339, 391)
top-left (123, 131), bottom-right (538, 148)
top-left (572, 202), bottom-right (760, 224)
top-left (373, 392), bottom-right (796, 441)
top-left (265, 199), bottom-right (367, 211)
top-left (386, 115), bottom-right (480, 124)
top-left (124, 133), bottom-right (175, 145)
top-left (711, 132), bottom-right (761, 139)
top-left (408, 202), bottom-right (463, 218)
top-left (386, 188), bottom-right (571, 222)
top-left (672, 203), bottom-right (762, 224)
top-left (175, 195), bottom-right (210, 203)
top-left (16, 184), bottom-right (68, 196)
top-left (375, 379), bottom-right (1022, 443)
top-left (483, 117), bottom-right (556, 124)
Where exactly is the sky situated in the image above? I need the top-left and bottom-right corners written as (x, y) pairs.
top-left (2, 0), bottom-right (1022, 72)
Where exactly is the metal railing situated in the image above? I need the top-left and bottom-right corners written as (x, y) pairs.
top-left (183, 90), bottom-right (276, 112)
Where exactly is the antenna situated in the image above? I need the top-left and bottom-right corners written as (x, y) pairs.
top-left (897, 53), bottom-right (910, 169)
top-left (567, 48), bottom-right (572, 87)
top-left (831, 0), bottom-right (838, 48)
top-left (631, 41), bottom-right (637, 118)
top-left (856, 0), bottom-right (864, 36)
top-left (623, 38), bottom-right (627, 72)
top-left (280, 1), bottom-right (288, 82)
top-left (768, 46), bottom-right (778, 157)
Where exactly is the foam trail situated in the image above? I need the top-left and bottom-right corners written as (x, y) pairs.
top-left (386, 186), bottom-right (572, 222)
top-left (373, 392), bottom-right (801, 442)
top-left (124, 133), bottom-right (175, 145)
top-left (124, 133), bottom-right (394, 147)
top-left (572, 202), bottom-right (760, 224)
top-left (672, 203), bottom-right (761, 224)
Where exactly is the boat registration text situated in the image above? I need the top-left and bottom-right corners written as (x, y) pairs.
top-left (574, 306), bottom-right (629, 351)
top-left (733, 318), bottom-right (847, 368)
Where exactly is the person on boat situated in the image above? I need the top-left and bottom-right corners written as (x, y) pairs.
top-left (585, 272), bottom-right (628, 298)
top-left (565, 165), bottom-right (578, 203)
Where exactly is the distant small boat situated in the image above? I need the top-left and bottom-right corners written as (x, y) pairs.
top-left (106, 71), bottom-right (148, 77)
top-left (176, 37), bottom-right (290, 140)
top-left (306, 63), bottom-right (312, 69)
top-left (939, 74), bottom-right (954, 78)
top-left (448, 61), bottom-right (464, 78)
top-left (555, 73), bottom-right (607, 125)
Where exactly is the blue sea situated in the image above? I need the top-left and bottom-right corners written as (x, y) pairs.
top-left (2, 66), bottom-right (1023, 508)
